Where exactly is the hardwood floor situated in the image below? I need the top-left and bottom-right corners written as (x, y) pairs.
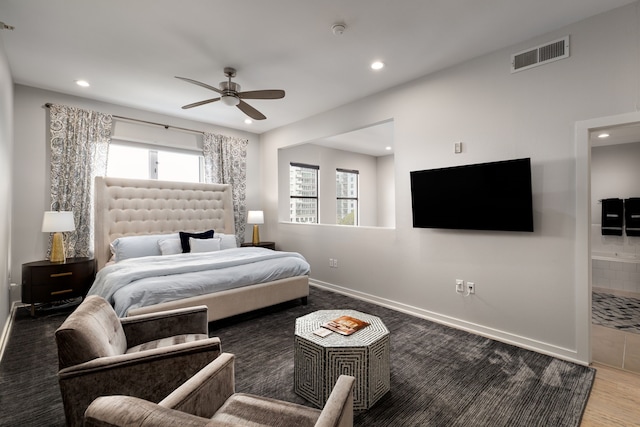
top-left (581, 362), bottom-right (640, 426)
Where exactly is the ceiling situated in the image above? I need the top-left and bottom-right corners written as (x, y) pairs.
top-left (1, 0), bottom-right (636, 134)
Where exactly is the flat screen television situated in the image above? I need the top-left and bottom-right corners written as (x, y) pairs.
top-left (410, 158), bottom-right (534, 232)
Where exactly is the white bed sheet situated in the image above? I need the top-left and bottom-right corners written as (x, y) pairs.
top-left (87, 247), bottom-right (310, 316)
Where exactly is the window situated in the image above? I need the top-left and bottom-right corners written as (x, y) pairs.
top-left (289, 163), bottom-right (319, 223)
top-left (336, 168), bottom-right (358, 225)
top-left (107, 143), bottom-right (204, 183)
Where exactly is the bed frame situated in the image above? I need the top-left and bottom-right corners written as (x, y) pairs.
top-left (93, 176), bottom-right (308, 321)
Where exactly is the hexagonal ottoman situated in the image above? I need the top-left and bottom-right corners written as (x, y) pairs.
top-left (294, 309), bottom-right (390, 410)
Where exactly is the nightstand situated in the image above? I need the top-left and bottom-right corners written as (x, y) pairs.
top-left (241, 241), bottom-right (276, 250)
top-left (22, 257), bottom-right (96, 316)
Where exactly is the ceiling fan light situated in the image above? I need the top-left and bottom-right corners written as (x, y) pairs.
top-left (221, 95), bottom-right (240, 106)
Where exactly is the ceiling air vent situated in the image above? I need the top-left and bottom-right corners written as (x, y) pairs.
top-left (511, 36), bottom-right (569, 73)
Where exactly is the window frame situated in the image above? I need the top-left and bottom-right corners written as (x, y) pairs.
top-left (107, 140), bottom-right (205, 183)
top-left (336, 168), bottom-right (359, 226)
top-left (289, 162), bottom-right (320, 223)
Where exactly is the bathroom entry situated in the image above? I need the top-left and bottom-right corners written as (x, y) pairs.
top-left (590, 127), bottom-right (640, 373)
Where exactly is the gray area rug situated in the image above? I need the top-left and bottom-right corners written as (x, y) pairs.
top-left (0, 287), bottom-right (594, 426)
top-left (592, 291), bottom-right (640, 333)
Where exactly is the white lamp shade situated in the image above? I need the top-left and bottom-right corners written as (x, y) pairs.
top-left (42, 211), bottom-right (76, 233)
top-left (247, 210), bottom-right (264, 224)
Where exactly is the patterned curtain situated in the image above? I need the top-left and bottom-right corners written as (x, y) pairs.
top-left (202, 132), bottom-right (248, 244)
top-left (49, 104), bottom-right (112, 258)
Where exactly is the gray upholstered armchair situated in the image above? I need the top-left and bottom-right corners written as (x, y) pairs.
top-left (84, 353), bottom-right (355, 427)
top-left (55, 295), bottom-right (222, 427)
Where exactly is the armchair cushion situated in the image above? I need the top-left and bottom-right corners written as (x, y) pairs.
top-left (126, 333), bottom-right (209, 353)
top-left (212, 393), bottom-right (321, 426)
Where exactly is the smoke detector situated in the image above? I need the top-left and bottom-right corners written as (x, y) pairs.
top-left (331, 23), bottom-right (346, 36)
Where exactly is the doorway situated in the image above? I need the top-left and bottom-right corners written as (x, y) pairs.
top-left (586, 120), bottom-right (640, 373)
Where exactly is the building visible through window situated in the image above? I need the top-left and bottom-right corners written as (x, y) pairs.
top-left (336, 168), bottom-right (358, 225)
top-left (289, 163), bottom-right (319, 223)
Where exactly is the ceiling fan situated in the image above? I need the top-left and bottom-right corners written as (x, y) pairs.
top-left (175, 67), bottom-right (285, 120)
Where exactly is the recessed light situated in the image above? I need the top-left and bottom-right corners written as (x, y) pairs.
top-left (244, 118), bottom-right (253, 124)
top-left (75, 80), bottom-right (90, 87)
top-left (597, 133), bottom-right (610, 139)
top-left (371, 61), bottom-right (384, 70)
top-left (385, 146), bottom-right (392, 151)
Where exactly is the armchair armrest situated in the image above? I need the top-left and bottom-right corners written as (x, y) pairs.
top-left (160, 352), bottom-right (236, 419)
top-left (85, 395), bottom-right (211, 427)
top-left (315, 375), bottom-right (355, 427)
top-left (121, 305), bottom-right (209, 348)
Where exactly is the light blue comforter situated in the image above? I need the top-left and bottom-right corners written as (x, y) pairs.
top-left (87, 247), bottom-right (310, 316)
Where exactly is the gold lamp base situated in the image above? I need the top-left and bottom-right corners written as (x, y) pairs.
top-left (252, 224), bottom-right (260, 245)
top-left (50, 232), bottom-right (66, 263)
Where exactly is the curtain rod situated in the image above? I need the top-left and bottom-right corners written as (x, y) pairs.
top-left (44, 103), bottom-right (205, 135)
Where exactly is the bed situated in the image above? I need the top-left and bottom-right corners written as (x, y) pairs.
top-left (89, 176), bottom-right (309, 322)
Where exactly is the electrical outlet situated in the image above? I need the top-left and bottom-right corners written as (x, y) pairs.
top-left (456, 279), bottom-right (464, 293)
top-left (334, 258), bottom-right (338, 268)
top-left (467, 282), bottom-right (475, 294)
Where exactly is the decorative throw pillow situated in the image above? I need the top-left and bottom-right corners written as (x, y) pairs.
top-left (158, 238), bottom-right (183, 256)
top-left (215, 233), bottom-right (238, 250)
top-left (179, 230), bottom-right (214, 253)
top-left (110, 233), bottom-right (179, 262)
top-left (190, 237), bottom-right (221, 253)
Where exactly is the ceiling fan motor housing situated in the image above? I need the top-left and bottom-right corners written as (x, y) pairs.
top-left (220, 81), bottom-right (241, 106)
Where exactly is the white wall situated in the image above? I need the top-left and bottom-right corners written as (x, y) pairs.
top-left (11, 85), bottom-right (261, 302)
top-left (260, 4), bottom-right (640, 363)
top-left (0, 32), bottom-right (14, 340)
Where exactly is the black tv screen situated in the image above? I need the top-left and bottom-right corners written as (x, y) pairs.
top-left (410, 158), bottom-right (534, 232)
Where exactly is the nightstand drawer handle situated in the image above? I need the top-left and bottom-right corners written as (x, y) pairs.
top-left (51, 289), bottom-right (73, 296)
top-left (51, 272), bottom-right (73, 278)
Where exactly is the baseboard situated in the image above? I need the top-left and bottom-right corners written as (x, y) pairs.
top-left (0, 302), bottom-right (21, 364)
top-left (309, 279), bottom-right (586, 366)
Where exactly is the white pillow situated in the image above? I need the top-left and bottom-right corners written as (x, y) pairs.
top-left (190, 237), bottom-right (221, 253)
top-left (158, 238), bottom-right (183, 256)
top-left (110, 233), bottom-right (179, 262)
top-left (216, 233), bottom-right (238, 250)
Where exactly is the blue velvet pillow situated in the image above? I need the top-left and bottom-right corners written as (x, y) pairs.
top-left (179, 230), bottom-right (214, 253)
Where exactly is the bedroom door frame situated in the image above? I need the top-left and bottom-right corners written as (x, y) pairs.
top-left (576, 110), bottom-right (640, 364)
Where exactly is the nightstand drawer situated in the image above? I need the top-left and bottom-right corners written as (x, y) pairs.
top-left (29, 263), bottom-right (93, 285)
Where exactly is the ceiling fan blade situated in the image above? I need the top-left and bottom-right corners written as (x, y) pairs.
top-left (237, 100), bottom-right (266, 120)
top-left (181, 98), bottom-right (220, 109)
top-left (175, 76), bottom-right (222, 94)
top-left (238, 89), bottom-right (285, 100)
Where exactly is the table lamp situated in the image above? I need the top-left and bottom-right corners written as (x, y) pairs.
top-left (42, 211), bottom-right (75, 263)
top-left (247, 210), bottom-right (264, 245)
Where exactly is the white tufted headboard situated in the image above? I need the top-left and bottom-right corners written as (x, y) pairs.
top-left (94, 177), bottom-right (236, 270)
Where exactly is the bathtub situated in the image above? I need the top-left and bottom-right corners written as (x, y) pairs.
top-left (592, 251), bottom-right (640, 263)
top-left (592, 251), bottom-right (640, 294)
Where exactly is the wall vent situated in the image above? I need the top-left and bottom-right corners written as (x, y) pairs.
top-left (511, 36), bottom-right (570, 73)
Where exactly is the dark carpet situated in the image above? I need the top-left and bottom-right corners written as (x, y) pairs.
top-left (0, 287), bottom-right (595, 426)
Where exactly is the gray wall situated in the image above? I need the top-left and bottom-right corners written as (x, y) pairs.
top-left (0, 31), bottom-right (14, 342)
top-left (10, 85), bottom-right (261, 307)
top-left (259, 4), bottom-right (640, 364)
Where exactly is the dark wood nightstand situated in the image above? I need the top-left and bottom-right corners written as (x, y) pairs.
top-left (22, 257), bottom-right (96, 316)
top-left (241, 241), bottom-right (276, 250)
